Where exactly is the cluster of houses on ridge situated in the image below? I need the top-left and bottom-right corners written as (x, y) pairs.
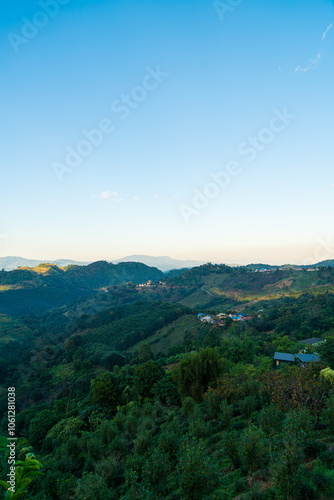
top-left (255, 267), bottom-right (318, 272)
top-left (137, 280), bottom-right (167, 288)
top-left (197, 312), bottom-right (252, 326)
top-left (274, 337), bottom-right (325, 368)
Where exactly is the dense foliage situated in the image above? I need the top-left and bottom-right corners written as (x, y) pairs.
top-left (2, 265), bottom-right (334, 498)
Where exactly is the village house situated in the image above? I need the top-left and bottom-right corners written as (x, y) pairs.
top-left (300, 337), bottom-right (325, 347)
top-left (274, 351), bottom-right (321, 368)
top-left (197, 312), bottom-right (252, 325)
top-left (295, 353), bottom-right (320, 366)
top-left (274, 352), bottom-right (295, 367)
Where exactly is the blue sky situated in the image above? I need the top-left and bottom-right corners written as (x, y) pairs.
top-left (0, 0), bottom-right (333, 264)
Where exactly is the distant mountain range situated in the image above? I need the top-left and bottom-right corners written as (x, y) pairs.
top-left (1, 255), bottom-right (333, 273)
top-left (315, 260), bottom-right (334, 267)
top-left (244, 260), bottom-right (334, 270)
top-left (0, 256), bottom-right (91, 271)
top-left (0, 255), bottom-right (204, 272)
top-left (111, 255), bottom-right (205, 272)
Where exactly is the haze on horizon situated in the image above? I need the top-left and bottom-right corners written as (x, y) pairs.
top-left (1, 0), bottom-right (333, 266)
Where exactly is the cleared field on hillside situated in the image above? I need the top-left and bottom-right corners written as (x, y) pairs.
top-left (127, 314), bottom-right (202, 355)
top-left (0, 314), bottom-right (33, 344)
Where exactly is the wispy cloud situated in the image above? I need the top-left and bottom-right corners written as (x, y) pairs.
top-left (100, 190), bottom-right (112, 200)
top-left (100, 190), bottom-right (123, 203)
top-left (133, 196), bottom-right (139, 201)
top-left (295, 52), bottom-right (321, 73)
top-left (322, 23), bottom-right (333, 40)
top-left (154, 194), bottom-right (163, 199)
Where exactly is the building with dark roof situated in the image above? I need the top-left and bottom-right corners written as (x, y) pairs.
top-left (295, 353), bottom-right (320, 365)
top-left (300, 338), bottom-right (325, 346)
top-left (274, 352), bottom-right (321, 368)
top-left (274, 352), bottom-right (295, 367)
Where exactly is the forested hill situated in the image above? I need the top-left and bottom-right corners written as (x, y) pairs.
top-left (167, 262), bottom-right (334, 292)
top-left (63, 261), bottom-right (164, 288)
top-left (0, 261), bottom-right (164, 315)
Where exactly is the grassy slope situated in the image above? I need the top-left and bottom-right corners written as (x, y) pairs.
top-left (177, 269), bottom-right (334, 311)
top-left (127, 314), bottom-right (199, 355)
top-left (0, 314), bottom-right (34, 345)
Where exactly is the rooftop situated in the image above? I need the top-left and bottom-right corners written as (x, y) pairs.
top-left (274, 352), bottom-right (295, 362)
top-left (296, 354), bottom-right (320, 363)
top-left (300, 338), bottom-right (324, 345)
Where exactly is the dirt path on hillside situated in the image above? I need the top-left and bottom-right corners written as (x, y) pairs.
top-left (234, 298), bottom-right (265, 313)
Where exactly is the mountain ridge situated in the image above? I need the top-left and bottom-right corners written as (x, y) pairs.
top-left (1, 255), bottom-right (333, 273)
top-left (0, 255), bottom-right (205, 272)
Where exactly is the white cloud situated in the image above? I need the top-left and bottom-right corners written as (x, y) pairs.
top-left (322, 23), bottom-right (333, 40)
top-left (295, 52), bottom-right (321, 73)
top-left (100, 190), bottom-right (112, 199)
top-left (133, 196), bottom-right (139, 201)
top-left (154, 194), bottom-right (163, 199)
top-left (100, 190), bottom-right (123, 203)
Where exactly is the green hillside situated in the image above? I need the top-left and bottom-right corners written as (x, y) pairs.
top-left (167, 264), bottom-right (334, 311)
top-left (2, 264), bottom-right (334, 498)
top-left (0, 261), bottom-right (164, 316)
top-left (63, 260), bottom-right (164, 288)
top-left (0, 314), bottom-right (34, 345)
top-left (83, 301), bottom-right (191, 350)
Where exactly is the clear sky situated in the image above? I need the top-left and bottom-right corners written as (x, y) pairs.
top-left (1, 0), bottom-right (333, 265)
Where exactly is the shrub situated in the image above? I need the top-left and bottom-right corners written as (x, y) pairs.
top-left (28, 409), bottom-right (58, 447)
top-left (134, 361), bottom-right (164, 399)
top-left (189, 412), bottom-right (210, 439)
top-left (304, 439), bottom-right (327, 459)
top-left (294, 480), bottom-right (318, 500)
top-left (177, 438), bottom-right (220, 500)
top-left (90, 372), bottom-right (121, 410)
top-left (143, 450), bottom-right (172, 496)
top-left (239, 425), bottom-right (269, 473)
top-left (204, 390), bottom-right (222, 419)
top-left (218, 401), bottom-right (233, 430)
top-left (239, 395), bottom-right (259, 418)
top-left (222, 430), bottom-right (241, 469)
top-left (319, 448), bottom-right (334, 468)
top-left (47, 417), bottom-right (85, 442)
top-left (74, 472), bottom-right (113, 499)
top-left (158, 427), bottom-right (180, 463)
top-left (154, 373), bottom-right (180, 405)
top-left (273, 442), bottom-right (304, 499)
top-left (258, 404), bottom-right (283, 435)
top-left (182, 397), bottom-right (196, 418)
